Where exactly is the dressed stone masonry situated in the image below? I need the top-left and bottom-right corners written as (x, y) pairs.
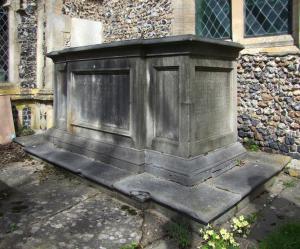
top-left (237, 54), bottom-right (300, 159)
top-left (45, 35), bottom-right (245, 186)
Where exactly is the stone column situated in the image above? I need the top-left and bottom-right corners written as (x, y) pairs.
top-left (231, 0), bottom-right (244, 43)
top-left (293, 0), bottom-right (300, 47)
top-left (7, 0), bottom-right (20, 84)
top-left (44, 0), bottom-right (71, 90)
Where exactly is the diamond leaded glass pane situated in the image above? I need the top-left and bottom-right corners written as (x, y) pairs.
top-left (245, 0), bottom-right (291, 37)
top-left (0, 6), bottom-right (8, 82)
top-left (196, 0), bottom-right (231, 39)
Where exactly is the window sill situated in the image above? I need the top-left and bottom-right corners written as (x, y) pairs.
top-left (0, 82), bottom-right (18, 88)
top-left (235, 34), bottom-right (300, 55)
top-left (238, 34), bottom-right (294, 48)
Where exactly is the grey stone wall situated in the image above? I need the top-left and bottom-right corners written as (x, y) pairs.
top-left (62, 0), bottom-right (173, 42)
top-left (18, 0), bottom-right (38, 88)
top-left (238, 54), bottom-right (300, 158)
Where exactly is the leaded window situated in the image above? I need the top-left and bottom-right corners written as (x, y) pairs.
top-left (196, 0), bottom-right (231, 39)
top-left (245, 0), bottom-right (291, 37)
top-left (0, 6), bottom-right (8, 81)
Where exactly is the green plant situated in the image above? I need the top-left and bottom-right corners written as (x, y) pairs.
top-left (120, 242), bottom-right (140, 249)
top-left (198, 216), bottom-right (252, 249)
top-left (244, 139), bottom-right (259, 152)
top-left (235, 159), bottom-right (245, 167)
top-left (167, 222), bottom-right (191, 249)
top-left (259, 223), bottom-right (300, 249)
top-left (283, 180), bottom-right (296, 188)
top-left (16, 126), bottom-right (35, 137)
top-left (246, 212), bottom-right (260, 225)
top-left (199, 225), bottom-right (239, 249)
top-left (8, 223), bottom-right (17, 233)
top-left (121, 205), bottom-right (138, 215)
top-left (231, 215), bottom-right (251, 237)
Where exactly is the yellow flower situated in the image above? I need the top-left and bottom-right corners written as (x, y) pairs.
top-left (222, 233), bottom-right (230, 240)
top-left (203, 234), bottom-right (209, 240)
top-left (215, 234), bottom-right (220, 240)
top-left (207, 230), bottom-right (214, 236)
top-left (220, 228), bottom-right (227, 235)
top-left (243, 220), bottom-right (249, 226)
top-left (230, 237), bottom-right (236, 244)
top-left (208, 241), bottom-right (215, 248)
top-left (239, 215), bottom-right (245, 221)
top-left (232, 217), bottom-right (238, 224)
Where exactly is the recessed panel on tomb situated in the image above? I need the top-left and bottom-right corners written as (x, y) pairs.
top-left (154, 67), bottom-right (179, 141)
top-left (71, 70), bottom-right (130, 134)
top-left (192, 67), bottom-right (232, 141)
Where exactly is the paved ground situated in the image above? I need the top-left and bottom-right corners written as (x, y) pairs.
top-left (0, 144), bottom-right (300, 249)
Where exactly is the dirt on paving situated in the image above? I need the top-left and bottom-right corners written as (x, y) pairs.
top-left (0, 142), bottom-right (29, 167)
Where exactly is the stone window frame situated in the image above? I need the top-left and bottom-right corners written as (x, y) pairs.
top-left (172, 0), bottom-right (300, 52)
top-left (0, 0), bottom-right (20, 86)
top-left (232, 0), bottom-right (300, 52)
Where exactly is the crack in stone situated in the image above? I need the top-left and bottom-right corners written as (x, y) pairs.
top-left (29, 192), bottom-right (100, 226)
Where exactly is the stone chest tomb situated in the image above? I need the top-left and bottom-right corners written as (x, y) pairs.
top-left (47, 35), bottom-right (245, 186)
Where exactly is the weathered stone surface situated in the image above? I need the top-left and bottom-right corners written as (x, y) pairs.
top-left (213, 161), bottom-right (282, 198)
top-left (114, 173), bottom-right (241, 223)
top-left (17, 136), bottom-right (291, 225)
top-left (0, 160), bottom-right (142, 249)
top-left (25, 142), bottom-right (133, 187)
top-left (286, 159), bottom-right (300, 178)
top-left (47, 35), bottom-right (243, 186)
top-left (81, 164), bottom-right (133, 188)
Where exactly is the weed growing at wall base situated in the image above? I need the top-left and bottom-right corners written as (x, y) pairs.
top-left (167, 222), bottom-right (191, 249)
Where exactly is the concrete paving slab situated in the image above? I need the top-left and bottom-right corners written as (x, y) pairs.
top-left (212, 159), bottom-right (286, 197)
top-left (144, 239), bottom-right (178, 249)
top-left (280, 179), bottom-right (300, 207)
top-left (0, 161), bottom-right (143, 249)
top-left (0, 162), bottom-right (38, 190)
top-left (0, 173), bottom-right (99, 235)
top-left (0, 193), bottom-right (142, 249)
top-left (114, 173), bottom-right (241, 223)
